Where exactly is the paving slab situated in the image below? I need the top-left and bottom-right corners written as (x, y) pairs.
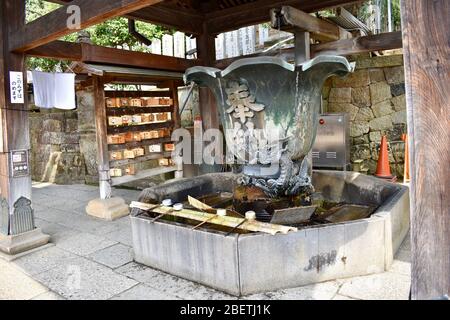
top-left (338, 272), bottom-right (410, 300)
top-left (13, 246), bottom-right (78, 276)
top-left (55, 232), bottom-right (117, 256)
top-left (31, 290), bottom-right (65, 300)
top-left (34, 256), bottom-right (138, 300)
top-left (0, 260), bottom-right (48, 300)
top-left (104, 226), bottom-right (133, 246)
top-left (44, 198), bottom-right (87, 212)
top-left (115, 262), bottom-right (170, 284)
top-left (88, 244), bottom-right (133, 269)
top-left (111, 283), bottom-right (180, 300)
top-left (263, 281), bottom-right (340, 300)
top-left (332, 294), bottom-right (357, 300)
top-left (115, 262), bottom-right (235, 300)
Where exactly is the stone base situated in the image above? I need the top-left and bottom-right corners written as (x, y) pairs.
top-left (0, 228), bottom-right (51, 256)
top-left (86, 197), bottom-right (129, 221)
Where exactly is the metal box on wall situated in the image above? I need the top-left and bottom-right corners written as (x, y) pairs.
top-left (312, 113), bottom-right (350, 170)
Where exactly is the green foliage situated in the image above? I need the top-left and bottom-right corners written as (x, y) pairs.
top-left (25, 0), bottom-right (169, 71)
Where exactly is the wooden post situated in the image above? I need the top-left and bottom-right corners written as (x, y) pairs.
top-left (400, 0), bottom-right (450, 299)
top-left (0, 0), bottom-right (49, 253)
top-left (169, 80), bottom-right (183, 178)
top-left (92, 76), bottom-right (111, 199)
top-left (0, 0), bottom-right (32, 234)
top-left (196, 25), bottom-right (220, 173)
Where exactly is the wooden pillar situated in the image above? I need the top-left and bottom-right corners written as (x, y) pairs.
top-left (196, 26), bottom-right (220, 132)
top-left (92, 76), bottom-right (111, 199)
top-left (0, 0), bottom-right (34, 235)
top-left (196, 26), bottom-right (220, 173)
top-left (400, 0), bottom-right (450, 299)
top-left (169, 80), bottom-right (183, 178)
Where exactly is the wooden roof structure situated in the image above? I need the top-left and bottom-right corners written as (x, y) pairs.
top-left (48, 0), bottom-right (360, 36)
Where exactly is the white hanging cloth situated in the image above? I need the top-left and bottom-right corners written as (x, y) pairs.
top-left (32, 71), bottom-right (76, 110)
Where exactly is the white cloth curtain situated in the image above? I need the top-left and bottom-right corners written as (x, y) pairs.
top-left (32, 71), bottom-right (76, 110)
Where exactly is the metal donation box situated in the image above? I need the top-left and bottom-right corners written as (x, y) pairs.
top-left (312, 113), bottom-right (350, 170)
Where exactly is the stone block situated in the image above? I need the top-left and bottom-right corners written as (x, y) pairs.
top-left (353, 134), bottom-right (369, 145)
top-left (372, 100), bottom-right (394, 117)
top-left (390, 83), bottom-right (405, 97)
top-left (351, 144), bottom-right (371, 162)
top-left (391, 141), bottom-right (405, 163)
top-left (61, 144), bottom-right (80, 153)
top-left (65, 118), bottom-right (79, 132)
top-left (369, 68), bottom-right (386, 83)
top-left (41, 132), bottom-right (64, 145)
top-left (355, 107), bottom-right (374, 121)
top-left (86, 197), bottom-right (130, 221)
top-left (392, 110), bottom-right (407, 124)
top-left (328, 87), bottom-right (352, 103)
top-left (384, 66), bottom-right (405, 85)
top-left (328, 103), bottom-right (359, 120)
top-left (350, 121), bottom-right (370, 137)
top-left (79, 134), bottom-right (98, 176)
top-left (369, 131), bottom-right (382, 142)
top-left (391, 94), bottom-right (406, 111)
top-left (369, 115), bottom-right (393, 131)
top-left (370, 82), bottom-right (392, 104)
top-left (0, 228), bottom-right (50, 255)
top-left (62, 132), bottom-right (80, 144)
top-left (42, 119), bottom-right (62, 132)
top-left (351, 87), bottom-right (371, 107)
top-left (355, 54), bottom-right (404, 69)
top-left (332, 69), bottom-right (370, 88)
top-left (385, 123), bottom-right (407, 141)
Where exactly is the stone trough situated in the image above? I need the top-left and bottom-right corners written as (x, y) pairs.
top-left (130, 170), bottom-right (409, 296)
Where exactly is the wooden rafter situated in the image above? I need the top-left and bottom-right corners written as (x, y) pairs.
top-left (11, 0), bottom-right (163, 52)
top-left (214, 31), bottom-right (403, 69)
top-left (204, 0), bottom-right (360, 35)
top-left (26, 41), bottom-right (201, 72)
top-left (270, 6), bottom-right (352, 41)
top-left (45, 0), bottom-right (361, 36)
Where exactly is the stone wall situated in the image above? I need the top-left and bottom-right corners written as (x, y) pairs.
top-left (76, 87), bottom-right (99, 184)
top-left (323, 54), bottom-right (407, 177)
top-left (29, 109), bottom-right (86, 184)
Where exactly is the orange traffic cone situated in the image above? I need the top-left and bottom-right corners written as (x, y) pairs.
top-left (402, 134), bottom-right (410, 183)
top-left (375, 135), bottom-right (396, 182)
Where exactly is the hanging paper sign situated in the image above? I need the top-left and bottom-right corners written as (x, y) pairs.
top-left (9, 71), bottom-right (24, 104)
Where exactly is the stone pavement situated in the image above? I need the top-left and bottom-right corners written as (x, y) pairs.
top-left (0, 182), bottom-right (411, 300)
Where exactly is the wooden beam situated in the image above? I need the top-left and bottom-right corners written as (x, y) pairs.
top-left (26, 41), bottom-right (201, 72)
top-left (47, 0), bottom-right (203, 35)
top-left (270, 6), bottom-right (352, 41)
top-left (81, 43), bottom-right (200, 72)
top-left (400, 0), bottom-right (450, 300)
top-left (10, 0), bottom-right (163, 52)
top-left (311, 31), bottom-right (403, 56)
top-left (214, 31), bottom-right (403, 69)
top-left (26, 41), bottom-right (82, 61)
top-left (205, 0), bottom-right (359, 35)
top-left (124, 5), bottom-right (204, 35)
